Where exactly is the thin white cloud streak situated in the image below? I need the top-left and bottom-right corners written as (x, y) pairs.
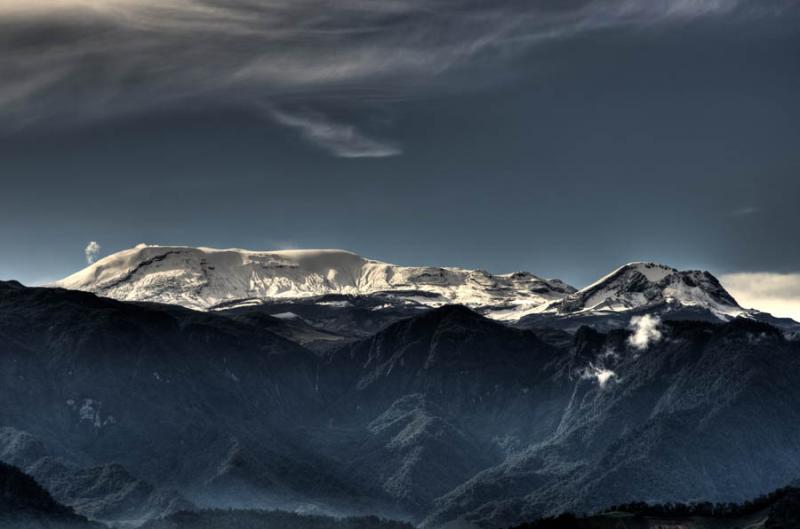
top-left (268, 108), bottom-right (402, 158)
top-left (613, 0), bottom-right (741, 19)
top-left (721, 272), bottom-right (800, 322)
top-left (627, 314), bottom-right (662, 350)
top-left (0, 0), bottom-right (784, 130)
top-left (731, 206), bottom-right (760, 216)
top-left (84, 241), bottom-right (101, 264)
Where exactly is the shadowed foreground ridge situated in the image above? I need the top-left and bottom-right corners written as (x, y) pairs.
top-left (0, 461), bottom-right (97, 528)
top-left (511, 486), bottom-right (800, 529)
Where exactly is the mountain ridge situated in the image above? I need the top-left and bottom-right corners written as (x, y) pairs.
top-left (53, 245), bottom-right (574, 318)
top-left (50, 245), bottom-right (785, 327)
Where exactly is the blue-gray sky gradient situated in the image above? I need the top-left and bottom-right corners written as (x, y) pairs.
top-left (0, 0), bottom-right (799, 303)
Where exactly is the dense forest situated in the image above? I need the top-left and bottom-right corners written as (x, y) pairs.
top-left (140, 509), bottom-right (415, 529)
top-left (603, 486), bottom-right (800, 518)
top-left (510, 487), bottom-right (800, 529)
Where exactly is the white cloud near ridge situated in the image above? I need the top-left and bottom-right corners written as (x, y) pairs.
top-left (721, 272), bottom-right (800, 322)
top-left (580, 363), bottom-right (617, 388)
top-left (628, 314), bottom-right (662, 350)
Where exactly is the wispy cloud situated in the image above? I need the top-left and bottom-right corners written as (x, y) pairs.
top-left (268, 108), bottom-right (402, 158)
top-left (720, 272), bottom-right (800, 322)
top-left (0, 0), bottom-right (787, 135)
top-left (731, 206), bottom-right (760, 216)
top-left (84, 241), bottom-right (101, 264)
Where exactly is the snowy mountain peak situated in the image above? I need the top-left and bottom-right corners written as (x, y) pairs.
top-left (575, 262), bottom-right (677, 295)
top-left (53, 245), bottom-right (575, 314)
top-left (546, 261), bottom-right (745, 319)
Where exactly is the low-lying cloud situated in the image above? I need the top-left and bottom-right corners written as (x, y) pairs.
top-left (628, 314), bottom-right (662, 350)
top-left (580, 363), bottom-right (617, 388)
top-left (721, 272), bottom-right (800, 322)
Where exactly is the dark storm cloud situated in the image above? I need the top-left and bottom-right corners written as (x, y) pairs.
top-left (0, 0), bottom-right (791, 151)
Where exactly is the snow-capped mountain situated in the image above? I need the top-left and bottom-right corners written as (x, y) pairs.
top-left (53, 244), bottom-right (575, 315)
top-left (52, 245), bottom-right (765, 326)
top-left (543, 262), bottom-right (748, 320)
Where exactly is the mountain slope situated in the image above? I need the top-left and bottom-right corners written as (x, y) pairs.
top-left (0, 280), bottom-right (367, 516)
top-left (0, 462), bottom-right (97, 528)
top-left (306, 307), bottom-right (577, 518)
top-left (330, 393), bottom-right (496, 514)
top-left (322, 305), bottom-right (567, 429)
top-left (0, 426), bottom-right (193, 524)
top-left (422, 319), bottom-right (800, 528)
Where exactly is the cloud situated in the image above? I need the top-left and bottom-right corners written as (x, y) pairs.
top-left (580, 363), bottom-right (617, 388)
top-left (731, 206), bottom-right (760, 216)
top-left (0, 0), bottom-right (774, 134)
top-left (627, 314), bottom-right (662, 350)
top-left (720, 272), bottom-right (800, 322)
top-left (84, 241), bottom-right (101, 264)
top-left (268, 107), bottom-right (402, 158)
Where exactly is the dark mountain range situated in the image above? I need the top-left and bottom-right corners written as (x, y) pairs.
top-left (422, 318), bottom-right (800, 527)
top-left (2, 279), bottom-right (800, 528)
top-left (0, 461), bottom-right (98, 529)
top-left (322, 305), bottom-right (564, 420)
top-left (0, 280), bottom-right (369, 516)
top-left (0, 426), bottom-right (193, 524)
top-left (219, 293), bottom-right (429, 352)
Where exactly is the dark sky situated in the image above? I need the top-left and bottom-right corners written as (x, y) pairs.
top-left (1, 0), bottom-right (799, 292)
